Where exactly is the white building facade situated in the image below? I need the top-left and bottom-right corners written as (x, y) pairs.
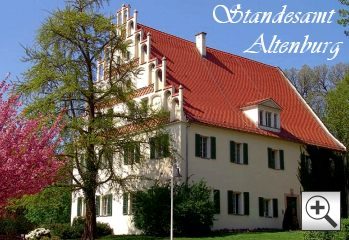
top-left (71, 4), bottom-right (345, 235)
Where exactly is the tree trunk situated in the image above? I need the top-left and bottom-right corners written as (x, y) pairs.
top-left (82, 188), bottom-right (97, 240)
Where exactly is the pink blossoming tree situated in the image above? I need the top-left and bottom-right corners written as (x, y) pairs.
top-left (0, 81), bottom-right (63, 206)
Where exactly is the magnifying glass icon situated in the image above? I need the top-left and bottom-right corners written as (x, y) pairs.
top-left (306, 195), bottom-right (337, 228)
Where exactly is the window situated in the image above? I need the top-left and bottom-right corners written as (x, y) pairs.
top-left (124, 142), bottom-right (140, 165)
top-left (213, 190), bottom-right (220, 214)
top-left (96, 196), bottom-right (100, 216)
top-left (273, 113), bottom-right (278, 128)
top-left (77, 197), bottom-right (85, 217)
top-left (259, 110), bottom-right (264, 125)
top-left (101, 148), bottom-right (113, 169)
top-left (123, 193), bottom-right (135, 215)
top-left (268, 148), bottom-right (284, 170)
top-left (195, 134), bottom-right (216, 159)
top-left (227, 191), bottom-right (249, 215)
top-left (230, 141), bottom-right (248, 164)
top-left (150, 134), bottom-right (170, 159)
top-left (266, 112), bottom-right (272, 127)
top-left (301, 153), bottom-right (312, 174)
top-left (259, 197), bottom-right (278, 218)
top-left (259, 110), bottom-right (280, 129)
top-left (126, 51), bottom-right (131, 61)
top-left (117, 56), bottom-right (121, 65)
top-left (102, 194), bottom-right (113, 216)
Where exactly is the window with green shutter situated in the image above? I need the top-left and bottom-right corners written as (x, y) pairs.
top-left (268, 148), bottom-right (284, 170)
top-left (149, 134), bottom-right (170, 159)
top-left (213, 190), bottom-right (220, 214)
top-left (96, 196), bottom-right (100, 217)
top-left (124, 142), bottom-right (141, 165)
top-left (230, 141), bottom-right (248, 165)
top-left (243, 192), bottom-right (249, 215)
top-left (195, 134), bottom-right (216, 159)
top-left (123, 193), bottom-right (129, 215)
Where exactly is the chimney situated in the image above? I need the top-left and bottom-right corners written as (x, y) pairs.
top-left (195, 32), bottom-right (207, 57)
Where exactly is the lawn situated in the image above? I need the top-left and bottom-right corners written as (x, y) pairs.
top-left (99, 231), bottom-right (304, 240)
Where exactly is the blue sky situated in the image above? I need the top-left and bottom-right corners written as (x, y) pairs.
top-left (0, 0), bottom-right (348, 81)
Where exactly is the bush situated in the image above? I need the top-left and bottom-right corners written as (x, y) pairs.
top-left (42, 223), bottom-right (79, 239)
top-left (0, 214), bottom-right (33, 236)
top-left (303, 218), bottom-right (349, 240)
top-left (96, 222), bottom-right (113, 236)
top-left (133, 180), bottom-right (215, 236)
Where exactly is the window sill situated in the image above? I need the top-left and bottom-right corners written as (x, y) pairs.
top-left (97, 215), bottom-right (112, 217)
top-left (231, 162), bottom-right (247, 165)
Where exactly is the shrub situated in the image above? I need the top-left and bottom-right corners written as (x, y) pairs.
top-left (42, 223), bottom-right (79, 239)
top-left (96, 222), bottom-right (113, 236)
top-left (0, 214), bottom-right (33, 236)
top-left (133, 180), bottom-right (215, 236)
top-left (25, 228), bottom-right (51, 240)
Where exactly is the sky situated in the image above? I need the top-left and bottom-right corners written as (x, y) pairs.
top-left (0, 0), bottom-right (348, 81)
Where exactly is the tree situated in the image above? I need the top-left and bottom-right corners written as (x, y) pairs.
top-left (325, 75), bottom-right (349, 149)
top-left (0, 81), bottom-right (62, 206)
top-left (283, 63), bottom-right (349, 118)
top-left (133, 181), bottom-right (215, 237)
top-left (18, 0), bottom-right (168, 239)
top-left (338, 0), bottom-right (349, 36)
top-left (9, 186), bottom-right (71, 225)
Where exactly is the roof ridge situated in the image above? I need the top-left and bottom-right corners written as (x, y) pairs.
top-left (138, 23), bottom-right (278, 69)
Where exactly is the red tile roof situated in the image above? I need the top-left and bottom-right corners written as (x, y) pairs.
top-left (138, 24), bottom-right (345, 152)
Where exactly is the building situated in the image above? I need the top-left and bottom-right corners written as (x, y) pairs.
top-left (70, 4), bottom-right (346, 234)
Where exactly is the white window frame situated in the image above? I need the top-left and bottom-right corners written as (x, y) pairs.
top-left (264, 199), bottom-right (273, 217)
top-left (200, 135), bottom-right (210, 159)
top-left (232, 192), bottom-right (244, 215)
top-left (101, 195), bottom-right (112, 216)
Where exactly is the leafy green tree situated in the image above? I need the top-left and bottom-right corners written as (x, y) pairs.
top-left (10, 187), bottom-right (71, 225)
top-left (133, 181), bottom-right (215, 237)
top-left (284, 63), bottom-right (349, 118)
top-left (325, 75), bottom-right (349, 149)
top-left (18, 0), bottom-right (167, 238)
top-left (338, 0), bottom-right (349, 36)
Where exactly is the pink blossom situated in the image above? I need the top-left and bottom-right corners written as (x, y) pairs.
top-left (0, 81), bottom-right (63, 206)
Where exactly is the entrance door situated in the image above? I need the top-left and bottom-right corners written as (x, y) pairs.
top-left (283, 197), bottom-right (299, 230)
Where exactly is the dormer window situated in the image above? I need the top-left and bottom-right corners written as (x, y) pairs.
top-left (242, 98), bottom-right (282, 133)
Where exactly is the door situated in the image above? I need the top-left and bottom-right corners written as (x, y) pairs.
top-left (283, 197), bottom-right (299, 230)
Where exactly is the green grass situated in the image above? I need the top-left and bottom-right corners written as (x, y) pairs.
top-left (98, 231), bottom-right (304, 240)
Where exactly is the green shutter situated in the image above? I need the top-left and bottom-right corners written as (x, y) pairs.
top-left (268, 148), bottom-right (275, 169)
top-left (163, 134), bottom-right (170, 158)
top-left (211, 137), bottom-right (216, 159)
top-left (77, 197), bottom-right (82, 216)
top-left (243, 192), bottom-right (249, 215)
top-left (279, 150), bottom-right (284, 170)
top-left (195, 134), bottom-right (201, 157)
top-left (243, 143), bottom-right (248, 165)
top-left (230, 141), bottom-right (236, 163)
top-left (135, 143), bottom-right (141, 163)
top-left (108, 194), bottom-right (113, 216)
top-left (259, 197), bottom-right (264, 217)
top-left (227, 191), bottom-right (233, 214)
top-left (273, 198), bottom-right (278, 218)
top-left (123, 193), bottom-right (129, 215)
top-left (213, 190), bottom-right (220, 214)
top-left (150, 138), bottom-right (155, 159)
top-left (96, 196), bottom-right (100, 216)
